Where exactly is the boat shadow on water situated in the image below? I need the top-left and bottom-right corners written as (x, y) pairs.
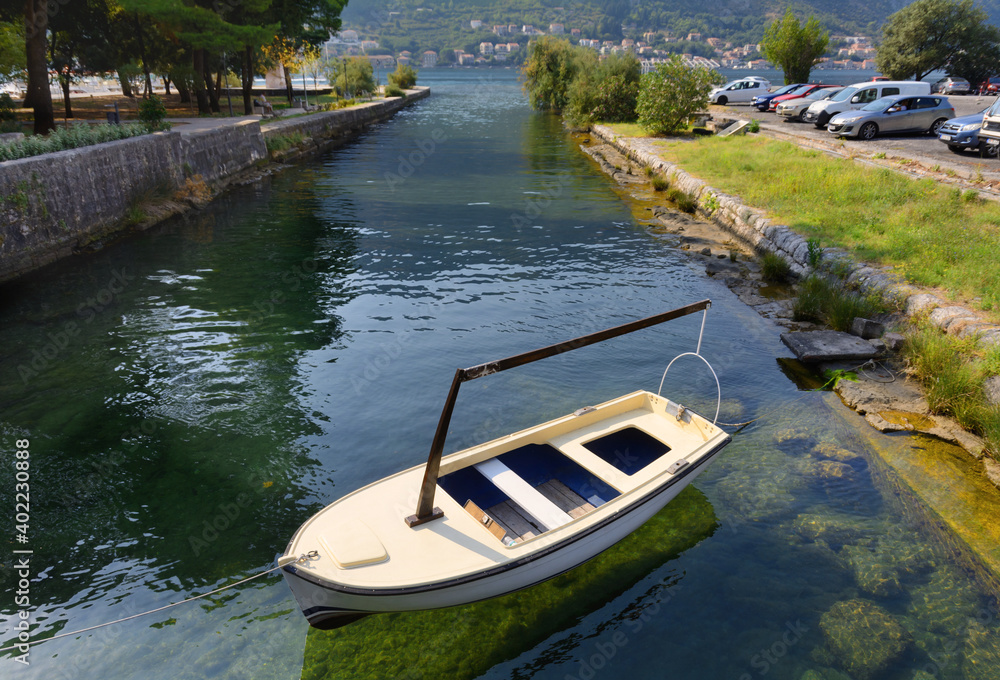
top-left (300, 486), bottom-right (718, 680)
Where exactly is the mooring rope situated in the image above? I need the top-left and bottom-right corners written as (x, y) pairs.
top-left (0, 551), bottom-right (316, 655)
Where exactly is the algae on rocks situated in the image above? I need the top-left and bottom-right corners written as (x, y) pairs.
top-left (819, 599), bottom-right (912, 680)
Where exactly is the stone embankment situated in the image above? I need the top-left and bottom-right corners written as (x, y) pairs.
top-left (0, 88), bottom-right (429, 283)
top-left (591, 124), bottom-right (1000, 349)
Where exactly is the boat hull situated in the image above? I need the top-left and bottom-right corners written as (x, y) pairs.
top-left (282, 435), bottom-right (726, 629)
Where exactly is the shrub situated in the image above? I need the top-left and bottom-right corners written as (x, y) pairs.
top-left (636, 56), bottom-right (725, 135)
top-left (791, 274), bottom-right (895, 331)
top-left (0, 122), bottom-right (154, 162)
top-left (383, 84), bottom-right (406, 98)
top-left (325, 57), bottom-right (376, 98)
top-left (747, 119), bottom-right (760, 133)
top-left (651, 175), bottom-right (669, 191)
top-left (0, 93), bottom-right (19, 133)
top-left (565, 52), bottom-right (641, 126)
top-left (667, 187), bottom-right (696, 212)
top-left (387, 63), bottom-right (417, 90)
top-left (138, 94), bottom-right (169, 131)
top-left (760, 251), bottom-right (791, 282)
top-left (521, 37), bottom-right (585, 112)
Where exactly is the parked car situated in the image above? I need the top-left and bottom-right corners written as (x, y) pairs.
top-left (931, 77), bottom-right (971, 94)
top-left (826, 94), bottom-right (954, 140)
top-left (802, 80), bottom-right (932, 128)
top-left (767, 84), bottom-right (838, 111)
top-left (979, 76), bottom-right (1000, 94)
top-left (709, 77), bottom-right (771, 105)
top-left (936, 108), bottom-right (997, 158)
top-left (775, 87), bottom-right (846, 121)
top-left (750, 83), bottom-right (805, 111)
top-left (975, 95), bottom-right (1000, 149)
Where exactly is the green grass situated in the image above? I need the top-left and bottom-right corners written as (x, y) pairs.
top-left (648, 135), bottom-right (1000, 314)
top-left (667, 187), bottom-right (695, 213)
top-left (651, 175), bottom-right (669, 191)
top-left (793, 274), bottom-right (897, 332)
top-left (760, 252), bottom-right (791, 283)
top-left (903, 323), bottom-right (1000, 456)
top-left (264, 132), bottom-right (306, 153)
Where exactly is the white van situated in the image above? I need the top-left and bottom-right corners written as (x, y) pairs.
top-left (801, 80), bottom-right (932, 128)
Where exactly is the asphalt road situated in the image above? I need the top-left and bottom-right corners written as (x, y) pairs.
top-left (716, 93), bottom-right (1000, 174)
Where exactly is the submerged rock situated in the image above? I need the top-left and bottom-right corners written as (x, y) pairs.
top-left (819, 599), bottom-right (912, 680)
top-left (842, 544), bottom-right (903, 598)
top-left (792, 512), bottom-right (876, 548)
top-left (962, 621), bottom-right (1000, 680)
top-left (812, 442), bottom-right (864, 465)
top-left (805, 459), bottom-right (857, 482)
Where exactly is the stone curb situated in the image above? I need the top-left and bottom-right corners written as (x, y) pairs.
top-left (590, 125), bottom-right (1000, 347)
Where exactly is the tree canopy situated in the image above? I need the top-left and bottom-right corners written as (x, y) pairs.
top-left (875, 0), bottom-right (1000, 82)
top-left (760, 8), bottom-right (829, 85)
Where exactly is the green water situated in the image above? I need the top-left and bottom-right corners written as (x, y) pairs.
top-left (1, 70), bottom-right (998, 680)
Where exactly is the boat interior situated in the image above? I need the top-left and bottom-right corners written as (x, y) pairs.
top-left (438, 424), bottom-right (676, 545)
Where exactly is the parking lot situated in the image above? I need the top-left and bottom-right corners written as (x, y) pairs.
top-left (714, 92), bottom-right (1000, 190)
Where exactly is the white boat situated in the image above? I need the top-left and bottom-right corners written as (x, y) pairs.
top-left (279, 300), bottom-right (731, 629)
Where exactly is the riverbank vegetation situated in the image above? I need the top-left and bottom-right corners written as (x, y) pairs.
top-left (904, 322), bottom-right (1000, 454)
top-left (521, 37), bottom-right (721, 132)
top-left (631, 134), bottom-right (1000, 313)
top-left (0, 121), bottom-right (164, 161)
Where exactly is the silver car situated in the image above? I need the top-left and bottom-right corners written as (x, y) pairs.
top-left (932, 77), bottom-right (971, 95)
top-left (827, 94), bottom-right (955, 140)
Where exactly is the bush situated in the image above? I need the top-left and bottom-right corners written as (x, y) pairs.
top-left (564, 52), bottom-right (640, 127)
top-left (0, 93), bottom-right (19, 133)
top-left (325, 57), bottom-right (376, 98)
top-left (636, 56), bottom-right (725, 135)
top-left (651, 175), bottom-right (669, 191)
top-left (521, 37), bottom-right (585, 112)
top-left (138, 94), bottom-right (169, 131)
top-left (387, 63), bottom-right (417, 90)
top-left (384, 84), bottom-right (406, 98)
top-left (667, 187), bottom-right (696, 212)
top-left (791, 274), bottom-right (895, 331)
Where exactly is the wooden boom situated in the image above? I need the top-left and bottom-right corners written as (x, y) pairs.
top-left (405, 299), bottom-right (712, 527)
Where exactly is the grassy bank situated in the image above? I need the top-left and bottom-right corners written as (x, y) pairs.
top-left (608, 129), bottom-right (1000, 314)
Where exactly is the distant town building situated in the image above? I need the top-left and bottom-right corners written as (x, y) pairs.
top-left (579, 38), bottom-right (599, 48)
top-left (643, 32), bottom-right (657, 43)
top-left (687, 32), bottom-right (702, 41)
top-left (471, 19), bottom-right (482, 29)
top-left (508, 24), bottom-right (518, 34)
top-left (493, 25), bottom-right (508, 36)
top-left (422, 50), bottom-right (438, 67)
top-left (549, 23), bottom-right (564, 34)
top-left (495, 43), bottom-right (509, 54)
top-left (360, 40), bottom-right (379, 52)
top-left (506, 42), bottom-right (520, 51)
top-left (339, 30), bottom-right (359, 42)
top-left (479, 42), bottom-right (494, 55)
top-left (495, 52), bottom-right (508, 62)
top-left (458, 53), bottom-right (475, 65)
top-left (570, 28), bottom-right (580, 37)
top-left (397, 55), bottom-right (411, 66)
top-left (368, 55), bottom-right (395, 69)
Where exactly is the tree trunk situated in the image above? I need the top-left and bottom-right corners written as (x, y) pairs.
top-left (192, 49), bottom-right (210, 114)
top-left (134, 13), bottom-right (153, 97)
top-left (203, 56), bottom-right (220, 113)
top-left (241, 45), bottom-right (253, 115)
top-left (60, 75), bottom-right (72, 119)
top-left (283, 64), bottom-right (293, 103)
top-left (118, 70), bottom-right (133, 98)
top-left (177, 80), bottom-right (191, 103)
top-left (163, 76), bottom-right (171, 96)
top-left (24, 0), bottom-right (55, 133)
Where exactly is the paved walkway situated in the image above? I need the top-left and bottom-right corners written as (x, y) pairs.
top-left (167, 108), bottom-right (309, 134)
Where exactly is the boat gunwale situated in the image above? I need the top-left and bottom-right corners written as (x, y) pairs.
top-left (283, 390), bottom-right (717, 558)
top-left (282, 431), bottom-right (730, 598)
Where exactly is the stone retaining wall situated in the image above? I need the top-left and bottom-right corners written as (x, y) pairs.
top-left (0, 90), bottom-right (428, 283)
top-left (590, 124), bottom-right (1000, 346)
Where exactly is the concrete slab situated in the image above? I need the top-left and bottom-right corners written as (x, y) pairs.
top-left (719, 120), bottom-right (749, 137)
top-left (780, 330), bottom-right (880, 363)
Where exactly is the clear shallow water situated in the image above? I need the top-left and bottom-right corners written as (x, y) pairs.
top-left (0, 70), bottom-right (997, 680)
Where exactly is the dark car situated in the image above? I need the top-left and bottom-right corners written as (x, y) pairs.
top-left (750, 83), bottom-right (805, 111)
top-left (937, 108), bottom-right (996, 157)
